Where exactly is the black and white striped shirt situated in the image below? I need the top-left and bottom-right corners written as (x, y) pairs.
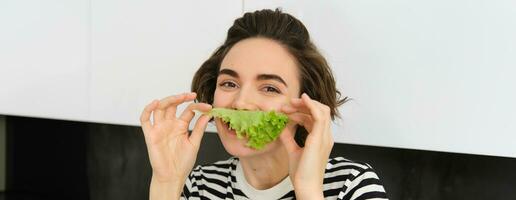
top-left (181, 157), bottom-right (388, 200)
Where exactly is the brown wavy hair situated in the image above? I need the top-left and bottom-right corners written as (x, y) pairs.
top-left (191, 9), bottom-right (349, 147)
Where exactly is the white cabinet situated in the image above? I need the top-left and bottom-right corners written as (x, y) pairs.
top-left (0, 0), bottom-right (242, 125)
top-left (244, 0), bottom-right (516, 158)
top-left (0, 0), bottom-right (90, 121)
top-left (90, 0), bottom-right (242, 125)
top-left (3, 0), bottom-right (516, 158)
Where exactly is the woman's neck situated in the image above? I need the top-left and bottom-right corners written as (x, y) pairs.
top-left (239, 145), bottom-right (290, 190)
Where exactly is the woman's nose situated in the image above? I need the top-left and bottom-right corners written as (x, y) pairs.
top-left (231, 88), bottom-right (258, 111)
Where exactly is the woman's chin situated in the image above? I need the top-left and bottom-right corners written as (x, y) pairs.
top-left (217, 132), bottom-right (259, 156)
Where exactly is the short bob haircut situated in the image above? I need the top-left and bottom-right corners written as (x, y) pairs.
top-left (191, 9), bottom-right (348, 147)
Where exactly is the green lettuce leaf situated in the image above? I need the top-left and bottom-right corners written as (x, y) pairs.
top-left (208, 108), bottom-right (289, 150)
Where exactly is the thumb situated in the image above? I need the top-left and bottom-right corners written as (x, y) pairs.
top-left (189, 115), bottom-right (211, 148)
top-left (279, 122), bottom-right (301, 153)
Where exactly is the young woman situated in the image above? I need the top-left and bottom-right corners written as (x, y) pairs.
top-left (140, 9), bottom-right (388, 200)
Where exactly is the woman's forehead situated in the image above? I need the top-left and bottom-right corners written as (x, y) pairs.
top-left (220, 38), bottom-right (299, 83)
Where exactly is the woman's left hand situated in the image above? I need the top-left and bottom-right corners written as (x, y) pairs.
top-left (280, 93), bottom-right (334, 200)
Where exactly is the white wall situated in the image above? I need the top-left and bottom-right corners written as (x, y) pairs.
top-left (1, 0), bottom-right (515, 158)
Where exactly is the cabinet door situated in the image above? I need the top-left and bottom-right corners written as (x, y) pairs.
top-left (0, 0), bottom-right (90, 121)
top-left (89, 0), bottom-right (242, 126)
top-left (244, 1), bottom-right (516, 158)
top-left (0, 1), bottom-right (243, 126)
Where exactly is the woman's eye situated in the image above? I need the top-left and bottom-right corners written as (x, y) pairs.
top-left (263, 86), bottom-right (281, 94)
top-left (219, 81), bottom-right (237, 88)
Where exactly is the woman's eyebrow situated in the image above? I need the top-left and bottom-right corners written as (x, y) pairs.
top-left (257, 74), bottom-right (288, 87)
top-left (219, 68), bottom-right (287, 87)
top-left (218, 68), bottom-right (239, 78)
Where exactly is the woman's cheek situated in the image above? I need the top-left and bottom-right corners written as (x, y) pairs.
top-left (259, 99), bottom-right (286, 112)
top-left (213, 89), bottom-right (231, 107)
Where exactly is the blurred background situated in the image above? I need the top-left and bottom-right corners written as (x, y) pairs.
top-left (1, 0), bottom-right (516, 199)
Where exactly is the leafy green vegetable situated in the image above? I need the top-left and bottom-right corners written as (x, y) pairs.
top-left (208, 108), bottom-right (289, 150)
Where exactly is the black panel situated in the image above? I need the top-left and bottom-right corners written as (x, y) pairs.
top-left (4, 116), bottom-right (89, 200)
top-left (4, 116), bottom-right (516, 200)
top-left (329, 144), bottom-right (516, 200)
top-left (86, 124), bottom-right (151, 200)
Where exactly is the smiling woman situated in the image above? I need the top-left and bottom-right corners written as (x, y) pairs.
top-left (141, 9), bottom-right (388, 200)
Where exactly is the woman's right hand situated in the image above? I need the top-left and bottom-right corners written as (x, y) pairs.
top-left (140, 92), bottom-right (212, 183)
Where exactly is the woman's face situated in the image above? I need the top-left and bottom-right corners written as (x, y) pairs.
top-left (213, 37), bottom-right (301, 158)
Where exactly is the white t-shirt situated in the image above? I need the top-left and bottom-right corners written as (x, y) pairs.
top-left (181, 157), bottom-right (388, 200)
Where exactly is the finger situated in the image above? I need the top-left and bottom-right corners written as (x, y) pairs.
top-left (164, 93), bottom-right (198, 119)
top-left (280, 104), bottom-right (297, 114)
top-left (164, 93), bottom-right (198, 120)
top-left (140, 100), bottom-right (159, 132)
top-left (279, 123), bottom-right (301, 153)
top-left (288, 98), bottom-right (312, 115)
top-left (154, 94), bottom-right (184, 122)
top-left (154, 93), bottom-right (191, 121)
top-left (178, 103), bottom-right (213, 123)
top-left (300, 93), bottom-right (328, 142)
top-left (292, 95), bottom-right (330, 118)
top-left (286, 112), bottom-right (314, 131)
top-left (155, 93), bottom-right (196, 121)
top-left (189, 114), bottom-right (211, 148)
top-left (159, 93), bottom-right (196, 110)
top-left (280, 104), bottom-right (312, 126)
top-left (301, 93), bottom-right (324, 121)
top-left (291, 98), bottom-right (303, 105)
top-left (311, 98), bottom-right (333, 143)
